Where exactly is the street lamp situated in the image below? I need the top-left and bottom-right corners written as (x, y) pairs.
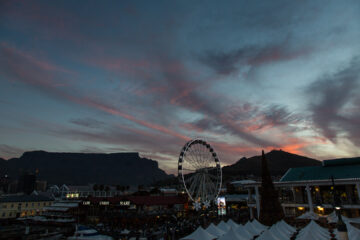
top-left (330, 176), bottom-right (348, 240)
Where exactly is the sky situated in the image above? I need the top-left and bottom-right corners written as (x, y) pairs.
top-left (0, 0), bottom-right (360, 174)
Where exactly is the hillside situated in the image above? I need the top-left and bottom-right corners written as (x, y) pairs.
top-left (222, 150), bottom-right (321, 180)
top-left (0, 151), bottom-right (172, 185)
top-left (155, 150), bottom-right (322, 186)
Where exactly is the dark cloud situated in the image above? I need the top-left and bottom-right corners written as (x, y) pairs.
top-left (307, 57), bottom-right (360, 145)
top-left (198, 41), bottom-right (311, 76)
top-left (70, 118), bottom-right (105, 129)
top-left (262, 105), bottom-right (302, 128)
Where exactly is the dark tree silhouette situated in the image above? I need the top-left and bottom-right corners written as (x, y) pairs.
top-left (93, 184), bottom-right (98, 191)
top-left (259, 150), bottom-right (284, 225)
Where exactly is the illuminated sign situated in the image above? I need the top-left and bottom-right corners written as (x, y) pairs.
top-left (99, 201), bottom-right (109, 205)
top-left (119, 201), bottom-right (130, 206)
top-left (82, 201), bottom-right (90, 205)
top-left (66, 193), bottom-right (79, 198)
top-left (217, 197), bottom-right (226, 216)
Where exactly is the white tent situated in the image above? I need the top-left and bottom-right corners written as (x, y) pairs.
top-left (278, 220), bottom-right (296, 234)
top-left (217, 220), bottom-right (230, 232)
top-left (181, 226), bottom-right (217, 240)
top-left (235, 224), bottom-right (254, 240)
top-left (327, 211), bottom-right (360, 224)
top-left (296, 211), bottom-right (320, 220)
top-left (296, 220), bottom-right (330, 240)
top-left (256, 229), bottom-right (280, 240)
top-left (206, 223), bottom-right (225, 237)
top-left (268, 224), bottom-right (291, 240)
top-left (346, 222), bottom-right (360, 240)
top-left (227, 219), bottom-right (239, 229)
top-left (296, 230), bottom-right (329, 240)
top-left (251, 219), bottom-right (268, 232)
top-left (244, 221), bottom-right (261, 235)
top-left (218, 227), bottom-right (246, 240)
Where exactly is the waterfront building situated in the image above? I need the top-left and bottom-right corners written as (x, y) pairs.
top-left (233, 158), bottom-right (360, 219)
top-left (0, 194), bottom-right (53, 219)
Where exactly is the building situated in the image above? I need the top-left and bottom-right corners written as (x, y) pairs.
top-left (0, 175), bottom-right (11, 194)
top-left (18, 173), bottom-right (36, 194)
top-left (234, 158), bottom-right (360, 219)
top-left (0, 194), bottom-right (54, 219)
top-left (53, 184), bottom-right (130, 199)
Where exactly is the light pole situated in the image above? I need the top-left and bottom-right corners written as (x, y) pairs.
top-left (331, 176), bottom-right (348, 240)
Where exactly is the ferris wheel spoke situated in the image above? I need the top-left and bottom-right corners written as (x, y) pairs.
top-left (188, 146), bottom-right (201, 170)
top-left (186, 153), bottom-right (200, 170)
top-left (182, 168), bottom-right (196, 172)
top-left (188, 174), bottom-right (199, 197)
top-left (203, 174), bottom-right (215, 192)
top-left (208, 173), bottom-right (219, 181)
top-left (198, 145), bottom-right (207, 169)
top-left (184, 174), bottom-right (195, 183)
top-left (193, 144), bottom-right (203, 169)
top-left (192, 143), bottom-right (203, 168)
top-left (206, 175), bottom-right (217, 193)
top-left (195, 174), bottom-right (205, 201)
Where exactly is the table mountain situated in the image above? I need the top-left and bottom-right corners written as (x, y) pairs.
top-left (1, 151), bottom-right (172, 185)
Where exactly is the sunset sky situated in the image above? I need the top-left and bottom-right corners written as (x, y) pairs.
top-left (1, 0), bottom-right (360, 174)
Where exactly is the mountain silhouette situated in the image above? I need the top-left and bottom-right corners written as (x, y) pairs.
top-left (0, 151), bottom-right (172, 185)
top-left (222, 150), bottom-right (321, 180)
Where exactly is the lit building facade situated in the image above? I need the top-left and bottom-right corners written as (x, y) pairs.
top-left (0, 195), bottom-right (53, 219)
top-left (233, 158), bottom-right (360, 219)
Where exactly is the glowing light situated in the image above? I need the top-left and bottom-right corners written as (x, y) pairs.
top-left (317, 206), bottom-right (324, 211)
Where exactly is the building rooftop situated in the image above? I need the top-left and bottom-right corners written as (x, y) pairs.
top-left (0, 194), bottom-right (53, 203)
top-left (88, 195), bottom-right (187, 206)
top-left (280, 159), bottom-right (360, 182)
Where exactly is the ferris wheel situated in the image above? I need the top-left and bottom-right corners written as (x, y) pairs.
top-left (178, 138), bottom-right (222, 210)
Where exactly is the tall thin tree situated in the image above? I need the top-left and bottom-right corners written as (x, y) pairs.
top-left (259, 150), bottom-right (284, 225)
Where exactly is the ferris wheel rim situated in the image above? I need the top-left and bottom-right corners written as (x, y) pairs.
top-left (178, 138), bottom-right (222, 203)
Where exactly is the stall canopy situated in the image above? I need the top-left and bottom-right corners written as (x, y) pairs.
top-left (181, 226), bottom-right (217, 240)
top-left (217, 220), bottom-right (230, 232)
top-left (296, 211), bottom-right (320, 220)
top-left (218, 227), bottom-right (246, 240)
top-left (206, 223), bottom-right (225, 237)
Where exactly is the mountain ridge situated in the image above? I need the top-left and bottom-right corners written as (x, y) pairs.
top-left (0, 151), bottom-right (172, 186)
top-left (222, 150), bottom-right (321, 180)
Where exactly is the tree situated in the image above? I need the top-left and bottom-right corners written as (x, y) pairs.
top-left (93, 184), bottom-right (98, 192)
top-left (259, 150), bottom-right (284, 225)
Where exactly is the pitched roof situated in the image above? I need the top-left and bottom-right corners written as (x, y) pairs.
top-left (280, 161), bottom-right (360, 182)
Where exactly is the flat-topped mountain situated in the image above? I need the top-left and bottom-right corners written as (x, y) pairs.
top-left (0, 151), bottom-right (172, 185)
